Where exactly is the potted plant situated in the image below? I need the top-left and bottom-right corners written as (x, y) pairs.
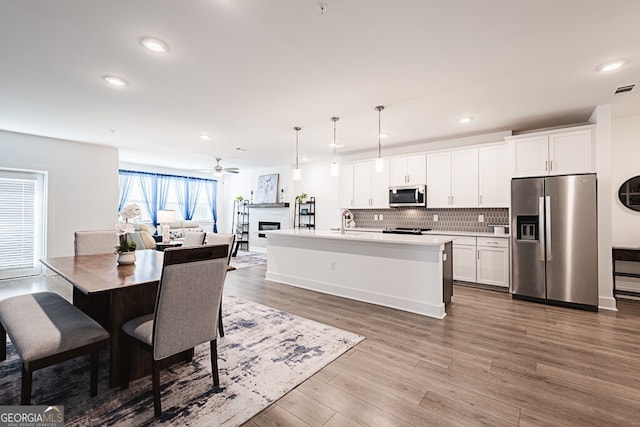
top-left (235, 195), bottom-right (244, 202)
top-left (114, 203), bottom-right (140, 265)
top-left (295, 193), bottom-right (308, 203)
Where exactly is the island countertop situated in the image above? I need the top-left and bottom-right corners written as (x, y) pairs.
top-left (264, 228), bottom-right (453, 246)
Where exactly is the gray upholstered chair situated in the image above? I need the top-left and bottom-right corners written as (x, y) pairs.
top-left (182, 231), bottom-right (206, 247)
top-left (74, 230), bottom-right (119, 255)
top-left (204, 233), bottom-right (236, 337)
top-left (127, 230), bottom-right (157, 249)
top-left (120, 244), bottom-right (229, 417)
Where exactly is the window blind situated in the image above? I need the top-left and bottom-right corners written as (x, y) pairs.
top-left (0, 171), bottom-right (43, 278)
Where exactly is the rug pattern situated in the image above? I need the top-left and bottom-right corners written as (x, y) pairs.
top-left (0, 295), bottom-right (364, 426)
top-left (229, 252), bottom-right (267, 269)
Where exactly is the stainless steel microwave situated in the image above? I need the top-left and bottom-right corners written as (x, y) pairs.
top-left (389, 185), bottom-right (426, 207)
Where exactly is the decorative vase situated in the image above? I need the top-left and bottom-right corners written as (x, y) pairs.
top-left (117, 251), bottom-right (136, 265)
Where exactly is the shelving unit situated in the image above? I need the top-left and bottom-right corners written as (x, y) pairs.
top-left (294, 196), bottom-right (316, 230)
top-left (232, 199), bottom-right (249, 255)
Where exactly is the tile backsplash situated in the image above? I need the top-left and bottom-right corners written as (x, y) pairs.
top-left (351, 207), bottom-right (509, 233)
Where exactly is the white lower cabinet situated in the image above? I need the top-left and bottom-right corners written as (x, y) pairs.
top-left (433, 235), bottom-right (510, 287)
top-left (451, 236), bottom-right (477, 282)
top-left (476, 237), bottom-right (510, 288)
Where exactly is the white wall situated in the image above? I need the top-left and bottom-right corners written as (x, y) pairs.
top-left (611, 114), bottom-right (640, 246)
top-left (589, 105), bottom-right (615, 310)
top-left (0, 130), bottom-right (119, 257)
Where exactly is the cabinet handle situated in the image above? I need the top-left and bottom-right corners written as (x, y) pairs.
top-left (477, 251), bottom-right (480, 259)
top-left (550, 160), bottom-right (554, 171)
top-left (545, 160), bottom-right (548, 171)
top-left (479, 194), bottom-right (483, 204)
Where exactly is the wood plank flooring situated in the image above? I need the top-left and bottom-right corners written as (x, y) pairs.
top-left (3, 266), bottom-right (640, 426)
top-left (221, 266), bottom-right (640, 427)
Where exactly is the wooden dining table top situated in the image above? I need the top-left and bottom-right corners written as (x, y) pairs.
top-left (41, 248), bottom-right (237, 295)
top-left (41, 249), bottom-right (165, 295)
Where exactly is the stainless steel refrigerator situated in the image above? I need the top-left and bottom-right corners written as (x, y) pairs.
top-left (511, 174), bottom-right (598, 310)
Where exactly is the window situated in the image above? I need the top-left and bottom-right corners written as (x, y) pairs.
top-left (118, 170), bottom-right (218, 230)
top-left (0, 170), bottom-right (46, 279)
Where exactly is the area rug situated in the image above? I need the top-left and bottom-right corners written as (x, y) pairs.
top-left (0, 295), bottom-right (364, 426)
top-left (230, 251), bottom-right (268, 269)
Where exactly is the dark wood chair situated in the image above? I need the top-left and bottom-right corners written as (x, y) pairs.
top-left (120, 244), bottom-right (228, 416)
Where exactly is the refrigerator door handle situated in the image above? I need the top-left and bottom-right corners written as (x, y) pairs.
top-left (545, 195), bottom-right (552, 261)
top-left (539, 196), bottom-right (545, 262)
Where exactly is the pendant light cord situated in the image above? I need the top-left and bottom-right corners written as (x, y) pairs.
top-left (376, 106), bottom-right (384, 158)
top-left (331, 117), bottom-right (339, 162)
top-left (294, 126), bottom-right (301, 169)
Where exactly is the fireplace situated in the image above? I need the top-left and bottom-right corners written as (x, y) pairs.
top-left (258, 221), bottom-right (280, 238)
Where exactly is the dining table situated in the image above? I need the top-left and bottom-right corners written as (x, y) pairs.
top-left (41, 248), bottom-right (234, 388)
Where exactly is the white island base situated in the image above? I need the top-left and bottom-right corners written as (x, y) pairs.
top-left (264, 230), bottom-right (453, 319)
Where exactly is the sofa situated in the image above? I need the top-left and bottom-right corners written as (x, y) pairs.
top-left (166, 220), bottom-right (205, 240)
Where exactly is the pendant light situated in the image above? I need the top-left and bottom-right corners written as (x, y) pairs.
top-left (375, 105), bottom-right (385, 173)
top-left (293, 126), bottom-right (302, 181)
top-left (330, 116), bottom-right (340, 176)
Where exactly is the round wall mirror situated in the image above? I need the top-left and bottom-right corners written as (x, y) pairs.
top-left (618, 175), bottom-right (640, 211)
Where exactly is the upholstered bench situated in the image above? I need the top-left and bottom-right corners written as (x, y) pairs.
top-left (0, 292), bottom-right (109, 404)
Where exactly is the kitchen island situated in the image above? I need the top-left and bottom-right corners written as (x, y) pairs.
top-left (264, 229), bottom-right (453, 319)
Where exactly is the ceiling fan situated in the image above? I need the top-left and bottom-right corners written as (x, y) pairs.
top-left (209, 157), bottom-right (239, 176)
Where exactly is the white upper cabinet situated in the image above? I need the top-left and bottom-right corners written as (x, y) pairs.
top-left (352, 159), bottom-right (389, 209)
top-left (427, 148), bottom-right (478, 208)
top-left (389, 154), bottom-right (426, 186)
top-left (338, 163), bottom-right (354, 208)
top-left (509, 127), bottom-right (594, 178)
top-left (478, 143), bottom-right (510, 207)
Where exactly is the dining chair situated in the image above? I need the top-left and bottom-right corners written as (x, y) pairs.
top-left (205, 233), bottom-right (236, 337)
top-left (120, 244), bottom-right (229, 417)
top-left (182, 231), bottom-right (206, 247)
top-left (74, 230), bottom-right (119, 256)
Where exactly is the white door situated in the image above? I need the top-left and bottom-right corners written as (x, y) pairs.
top-left (427, 151), bottom-right (452, 208)
top-left (371, 159), bottom-right (390, 208)
top-left (479, 144), bottom-right (510, 207)
top-left (451, 148), bottom-right (478, 207)
top-left (476, 246), bottom-right (509, 287)
top-left (389, 157), bottom-right (408, 186)
top-left (511, 136), bottom-right (548, 177)
top-left (453, 244), bottom-right (477, 282)
top-left (338, 164), bottom-right (354, 208)
top-left (0, 170), bottom-right (46, 279)
top-left (406, 154), bottom-right (426, 185)
top-left (353, 161), bottom-right (373, 208)
top-left (548, 130), bottom-right (594, 175)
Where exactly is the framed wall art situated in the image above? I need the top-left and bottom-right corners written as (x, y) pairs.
top-left (256, 173), bottom-right (279, 204)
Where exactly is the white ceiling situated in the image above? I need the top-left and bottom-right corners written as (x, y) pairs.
top-left (1, 0), bottom-right (639, 173)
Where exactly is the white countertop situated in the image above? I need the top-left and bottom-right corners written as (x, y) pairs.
top-left (328, 227), bottom-right (510, 238)
top-left (265, 229), bottom-right (453, 246)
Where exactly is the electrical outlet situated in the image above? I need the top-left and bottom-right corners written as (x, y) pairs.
top-left (433, 214), bottom-right (438, 222)
top-left (330, 261), bottom-right (336, 270)
top-left (374, 214), bottom-right (378, 221)
top-left (478, 214), bottom-right (485, 223)
top-left (379, 214), bottom-right (383, 221)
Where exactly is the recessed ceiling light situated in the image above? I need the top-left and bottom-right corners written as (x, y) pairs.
top-left (329, 143), bottom-right (346, 148)
top-left (597, 60), bottom-right (627, 72)
top-left (379, 133), bottom-right (388, 138)
top-left (199, 133), bottom-right (212, 140)
top-left (103, 75), bottom-right (128, 87)
top-left (141, 37), bottom-right (169, 53)
top-left (458, 116), bottom-right (473, 124)
top-left (302, 156), bottom-right (309, 162)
